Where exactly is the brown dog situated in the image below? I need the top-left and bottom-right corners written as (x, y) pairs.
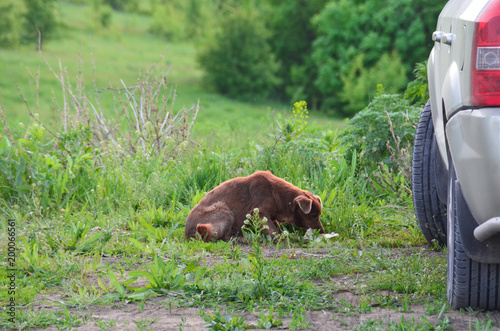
top-left (184, 171), bottom-right (324, 241)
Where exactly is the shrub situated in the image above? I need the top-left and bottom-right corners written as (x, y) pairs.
top-left (0, 121), bottom-right (98, 212)
top-left (90, 0), bottom-right (113, 29)
top-left (149, 0), bottom-right (187, 40)
top-left (340, 51), bottom-right (407, 116)
top-left (0, 1), bottom-right (25, 48)
top-left (264, 0), bottom-right (329, 104)
top-left (404, 61), bottom-right (429, 106)
top-left (197, 7), bottom-right (281, 101)
top-left (22, 0), bottom-right (58, 47)
top-left (340, 90), bottom-right (420, 172)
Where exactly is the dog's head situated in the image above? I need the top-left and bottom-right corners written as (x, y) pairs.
top-left (293, 193), bottom-right (324, 233)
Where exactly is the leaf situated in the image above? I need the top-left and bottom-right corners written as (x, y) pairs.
top-left (128, 238), bottom-right (153, 255)
top-left (107, 270), bottom-right (126, 297)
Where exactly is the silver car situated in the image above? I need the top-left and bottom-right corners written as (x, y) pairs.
top-left (412, 0), bottom-right (500, 310)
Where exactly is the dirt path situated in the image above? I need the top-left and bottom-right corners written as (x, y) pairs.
top-left (30, 293), bottom-right (500, 331)
top-left (28, 247), bottom-right (500, 330)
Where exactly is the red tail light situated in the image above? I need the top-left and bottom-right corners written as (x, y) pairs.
top-left (471, 0), bottom-right (500, 106)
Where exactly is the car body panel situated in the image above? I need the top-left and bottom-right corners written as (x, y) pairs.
top-left (446, 108), bottom-right (500, 225)
top-left (429, 0), bottom-right (500, 249)
top-left (429, 0), bottom-right (486, 166)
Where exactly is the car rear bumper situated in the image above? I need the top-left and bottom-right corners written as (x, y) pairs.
top-left (446, 108), bottom-right (500, 236)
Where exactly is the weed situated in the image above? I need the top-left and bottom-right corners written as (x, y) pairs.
top-left (242, 208), bottom-right (273, 243)
top-left (94, 318), bottom-right (117, 330)
top-left (133, 317), bottom-right (159, 331)
top-left (0, 307), bottom-right (91, 330)
top-left (162, 297), bottom-right (181, 313)
top-left (61, 285), bottom-right (104, 309)
top-left (471, 317), bottom-right (495, 331)
top-left (200, 309), bottom-right (249, 331)
top-left (288, 308), bottom-right (312, 330)
top-left (128, 255), bottom-right (186, 294)
top-left (255, 306), bottom-right (283, 329)
top-left (102, 269), bottom-right (156, 303)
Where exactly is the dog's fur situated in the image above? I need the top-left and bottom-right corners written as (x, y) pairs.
top-left (184, 171), bottom-right (324, 241)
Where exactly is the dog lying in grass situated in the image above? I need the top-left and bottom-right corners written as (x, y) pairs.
top-left (184, 171), bottom-right (324, 241)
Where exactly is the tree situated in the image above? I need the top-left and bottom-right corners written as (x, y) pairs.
top-left (197, 7), bottom-right (281, 100)
top-left (0, 0), bottom-right (25, 48)
top-left (312, 0), bottom-right (446, 114)
top-left (22, 0), bottom-right (58, 47)
top-left (264, 0), bottom-right (328, 107)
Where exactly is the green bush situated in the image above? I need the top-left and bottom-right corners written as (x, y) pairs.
top-left (22, 0), bottom-right (58, 46)
top-left (404, 61), bottom-right (429, 106)
top-left (264, 0), bottom-right (329, 105)
top-left (90, 0), bottom-right (113, 29)
top-left (0, 0), bottom-right (25, 48)
top-left (149, 0), bottom-right (187, 40)
top-left (340, 51), bottom-right (407, 116)
top-left (197, 7), bottom-right (281, 100)
top-left (312, 0), bottom-right (446, 113)
top-left (0, 122), bottom-right (98, 212)
top-left (340, 91), bottom-right (420, 172)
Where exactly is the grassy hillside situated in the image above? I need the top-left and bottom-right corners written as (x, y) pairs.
top-left (0, 3), bottom-right (342, 150)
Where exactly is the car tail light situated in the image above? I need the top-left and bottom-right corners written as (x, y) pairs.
top-left (471, 0), bottom-right (500, 106)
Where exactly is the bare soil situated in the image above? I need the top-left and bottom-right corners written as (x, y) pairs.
top-left (29, 247), bottom-right (500, 331)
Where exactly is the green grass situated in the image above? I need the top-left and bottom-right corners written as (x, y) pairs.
top-left (0, 3), bottom-right (495, 331)
top-left (0, 3), bottom-right (342, 150)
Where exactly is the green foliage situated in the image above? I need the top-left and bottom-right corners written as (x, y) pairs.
top-left (22, 0), bottom-right (58, 45)
top-left (149, 0), bottom-right (188, 40)
top-left (405, 61), bottom-right (429, 106)
top-left (62, 221), bottom-right (112, 254)
top-left (242, 208), bottom-right (272, 243)
top-left (271, 100), bottom-right (309, 144)
top-left (0, 122), bottom-right (98, 212)
top-left (104, 270), bottom-right (157, 303)
top-left (0, 0), bottom-right (57, 48)
top-left (0, 0), bottom-right (24, 47)
top-left (289, 308), bottom-right (312, 330)
top-left (90, 0), bottom-right (113, 29)
top-left (197, 7), bottom-right (281, 100)
top-left (264, 0), bottom-right (329, 104)
top-left (312, 0), bottom-right (446, 113)
top-left (201, 309), bottom-right (249, 331)
top-left (128, 256), bottom-right (186, 294)
top-left (255, 307), bottom-right (283, 329)
top-left (0, 307), bottom-right (90, 330)
top-left (340, 51), bottom-right (407, 116)
top-left (340, 92), bottom-right (420, 172)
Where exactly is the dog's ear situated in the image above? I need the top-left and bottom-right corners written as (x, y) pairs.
top-left (294, 195), bottom-right (312, 214)
top-left (314, 195), bottom-right (322, 208)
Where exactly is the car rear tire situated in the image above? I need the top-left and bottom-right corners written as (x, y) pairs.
top-left (412, 101), bottom-right (447, 247)
top-left (447, 165), bottom-right (500, 310)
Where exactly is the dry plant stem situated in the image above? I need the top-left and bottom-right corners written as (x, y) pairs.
top-left (368, 111), bottom-right (413, 195)
top-left (31, 31), bottom-right (197, 163)
top-left (0, 89), bottom-right (15, 145)
top-left (8, 70), bottom-right (57, 138)
top-left (385, 111), bottom-right (412, 181)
